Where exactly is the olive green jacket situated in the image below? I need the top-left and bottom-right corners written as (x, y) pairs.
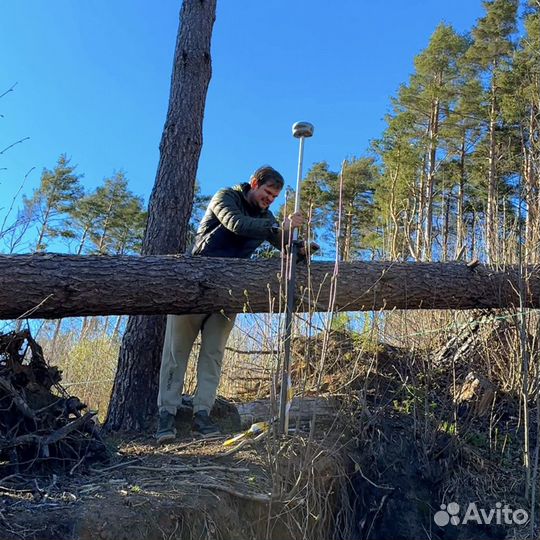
top-left (192, 183), bottom-right (282, 258)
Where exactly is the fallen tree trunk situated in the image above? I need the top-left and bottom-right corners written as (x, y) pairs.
top-left (1, 253), bottom-right (539, 319)
top-left (236, 396), bottom-right (338, 428)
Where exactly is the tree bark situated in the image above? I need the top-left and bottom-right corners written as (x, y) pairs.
top-left (106, 0), bottom-right (217, 431)
top-left (236, 397), bottom-right (338, 427)
top-left (423, 96), bottom-right (440, 261)
top-left (486, 80), bottom-right (498, 264)
top-left (455, 134), bottom-right (466, 260)
top-left (415, 154), bottom-right (427, 260)
top-left (2, 253), bottom-right (540, 318)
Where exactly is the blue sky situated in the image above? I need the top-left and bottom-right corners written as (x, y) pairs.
top-left (1, 1), bottom-right (487, 227)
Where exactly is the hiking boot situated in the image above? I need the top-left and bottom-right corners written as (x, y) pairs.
top-left (192, 410), bottom-right (220, 438)
top-left (156, 410), bottom-right (176, 444)
top-left (176, 395), bottom-right (193, 422)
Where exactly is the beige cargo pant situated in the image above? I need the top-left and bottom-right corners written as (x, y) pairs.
top-left (157, 313), bottom-right (236, 415)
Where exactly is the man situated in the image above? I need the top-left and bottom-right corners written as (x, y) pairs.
top-left (156, 165), bottom-right (309, 443)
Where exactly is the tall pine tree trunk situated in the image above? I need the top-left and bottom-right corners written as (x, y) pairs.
top-left (415, 155), bottom-right (427, 261)
top-left (423, 97), bottom-right (440, 261)
top-left (470, 210), bottom-right (477, 260)
top-left (486, 81), bottom-right (498, 263)
top-left (456, 135), bottom-right (467, 259)
top-left (533, 104), bottom-right (540, 264)
top-left (342, 210), bottom-right (353, 262)
top-left (523, 121), bottom-right (533, 263)
top-left (35, 202), bottom-right (53, 253)
top-left (105, 0), bottom-right (217, 431)
top-left (97, 202), bottom-right (114, 254)
top-left (389, 162), bottom-right (401, 260)
top-left (525, 106), bottom-right (538, 263)
top-left (441, 186), bottom-right (450, 262)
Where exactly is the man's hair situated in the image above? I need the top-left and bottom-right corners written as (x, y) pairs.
top-left (250, 165), bottom-right (284, 190)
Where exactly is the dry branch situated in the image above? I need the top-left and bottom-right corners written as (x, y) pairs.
top-left (0, 331), bottom-right (109, 474)
top-left (188, 481), bottom-right (273, 503)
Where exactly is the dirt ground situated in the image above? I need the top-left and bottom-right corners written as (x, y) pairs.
top-left (0, 418), bottom-right (356, 540)
top-left (1, 327), bottom-right (535, 540)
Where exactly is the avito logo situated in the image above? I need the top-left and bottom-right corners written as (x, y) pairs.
top-left (434, 502), bottom-right (528, 527)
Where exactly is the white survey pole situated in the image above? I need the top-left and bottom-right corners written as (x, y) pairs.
top-left (278, 121), bottom-right (314, 435)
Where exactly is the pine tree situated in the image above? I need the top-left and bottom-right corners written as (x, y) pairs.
top-left (300, 161), bottom-right (335, 238)
top-left (87, 172), bottom-right (144, 254)
top-left (21, 154), bottom-right (83, 252)
top-left (277, 159), bottom-right (376, 261)
top-left (107, 196), bottom-right (147, 255)
top-left (373, 111), bottom-right (423, 260)
top-left (106, 0), bottom-right (217, 431)
top-left (439, 73), bottom-right (484, 260)
top-left (329, 157), bottom-right (378, 261)
top-left (70, 172), bottom-right (147, 256)
top-left (500, 1), bottom-right (540, 261)
top-left (375, 24), bottom-right (470, 261)
top-left (70, 195), bottom-right (101, 255)
top-left (411, 24), bottom-right (469, 260)
top-left (465, 0), bottom-right (518, 262)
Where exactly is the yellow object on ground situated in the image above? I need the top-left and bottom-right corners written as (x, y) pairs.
top-left (223, 421), bottom-right (269, 446)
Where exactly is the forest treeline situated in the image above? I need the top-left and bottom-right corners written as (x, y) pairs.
top-left (1, 0), bottom-right (538, 269)
top-left (290, 0), bottom-right (539, 265)
top-left (0, 154), bottom-right (208, 257)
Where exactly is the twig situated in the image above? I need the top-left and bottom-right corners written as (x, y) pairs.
top-left (352, 458), bottom-right (395, 491)
top-left (90, 458), bottom-right (143, 474)
top-left (15, 294), bottom-right (55, 320)
top-left (0, 83), bottom-right (17, 100)
top-left (188, 482), bottom-right (272, 503)
top-left (0, 379), bottom-right (36, 419)
top-left (173, 435), bottom-right (224, 451)
top-left (126, 465), bottom-right (250, 473)
top-left (0, 166), bottom-right (35, 235)
top-left (0, 474), bottom-right (22, 485)
top-left (0, 484), bottom-right (34, 494)
top-left (365, 494), bottom-right (389, 539)
top-left (69, 455), bottom-right (87, 476)
top-left (0, 137), bottom-right (30, 156)
top-left (225, 347), bottom-right (278, 355)
top-left (1, 411), bottom-right (96, 449)
top-left (43, 411), bottom-right (96, 445)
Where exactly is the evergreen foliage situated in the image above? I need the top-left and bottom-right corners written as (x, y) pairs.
top-left (272, 0), bottom-right (535, 267)
top-left (5, 0), bottom-right (537, 269)
top-left (21, 154), bottom-right (83, 252)
top-left (6, 159), bottom-right (150, 256)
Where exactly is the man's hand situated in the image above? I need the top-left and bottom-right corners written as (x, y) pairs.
top-left (283, 211), bottom-right (304, 232)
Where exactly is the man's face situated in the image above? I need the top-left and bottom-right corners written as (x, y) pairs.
top-left (248, 180), bottom-right (281, 210)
